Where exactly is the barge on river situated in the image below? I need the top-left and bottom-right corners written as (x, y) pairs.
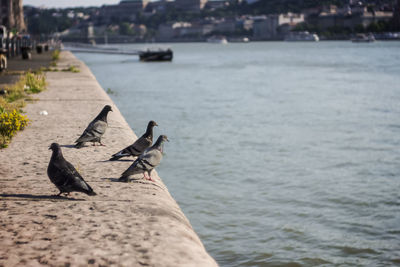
top-left (139, 49), bottom-right (173, 62)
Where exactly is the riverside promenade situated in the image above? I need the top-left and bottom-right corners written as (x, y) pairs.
top-left (0, 51), bottom-right (218, 266)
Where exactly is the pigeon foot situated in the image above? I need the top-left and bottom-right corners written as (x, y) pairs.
top-left (144, 173), bottom-right (155, 182)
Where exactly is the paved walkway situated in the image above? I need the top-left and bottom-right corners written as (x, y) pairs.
top-left (0, 51), bottom-right (217, 266)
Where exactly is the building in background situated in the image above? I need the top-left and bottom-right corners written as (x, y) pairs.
top-left (0, 0), bottom-right (26, 32)
top-left (100, 0), bottom-right (149, 23)
top-left (175, 0), bottom-right (208, 12)
top-left (313, 4), bottom-right (393, 30)
top-left (394, 0), bottom-right (400, 30)
top-left (253, 13), bottom-right (304, 40)
top-left (147, 0), bottom-right (174, 14)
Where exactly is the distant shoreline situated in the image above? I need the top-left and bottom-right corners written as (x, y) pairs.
top-left (60, 37), bottom-right (400, 45)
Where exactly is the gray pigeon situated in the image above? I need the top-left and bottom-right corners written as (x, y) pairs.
top-left (119, 135), bottom-right (169, 182)
top-left (75, 105), bottom-right (112, 148)
top-left (47, 143), bottom-right (96, 196)
top-left (109, 120), bottom-right (158, 161)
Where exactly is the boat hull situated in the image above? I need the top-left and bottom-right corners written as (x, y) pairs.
top-left (139, 50), bottom-right (173, 62)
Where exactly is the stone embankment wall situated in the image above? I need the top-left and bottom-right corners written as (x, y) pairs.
top-left (0, 51), bottom-right (218, 266)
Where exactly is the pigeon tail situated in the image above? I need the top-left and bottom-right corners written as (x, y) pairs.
top-left (86, 190), bottom-right (97, 196)
top-left (118, 176), bottom-right (129, 182)
top-left (79, 182), bottom-right (97, 196)
top-left (109, 155), bottom-right (123, 161)
top-left (109, 149), bottom-right (131, 161)
top-left (76, 187), bottom-right (97, 196)
top-left (75, 142), bottom-right (84, 149)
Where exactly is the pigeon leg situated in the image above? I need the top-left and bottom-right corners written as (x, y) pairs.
top-left (144, 171), bottom-right (155, 182)
top-left (57, 191), bottom-right (63, 196)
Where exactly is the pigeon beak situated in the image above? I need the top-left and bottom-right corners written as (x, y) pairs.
top-left (155, 122), bottom-right (158, 127)
top-left (166, 137), bottom-right (169, 142)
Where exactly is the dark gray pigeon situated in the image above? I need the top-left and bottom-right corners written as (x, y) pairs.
top-left (47, 143), bottom-right (96, 196)
top-left (109, 120), bottom-right (158, 161)
top-left (75, 105), bottom-right (112, 148)
top-left (119, 135), bottom-right (169, 182)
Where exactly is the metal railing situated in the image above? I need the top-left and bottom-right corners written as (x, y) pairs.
top-left (0, 36), bottom-right (52, 59)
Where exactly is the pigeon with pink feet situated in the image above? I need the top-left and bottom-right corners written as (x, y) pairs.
top-left (118, 135), bottom-right (169, 182)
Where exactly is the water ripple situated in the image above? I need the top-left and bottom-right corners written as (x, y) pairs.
top-left (76, 41), bottom-right (400, 267)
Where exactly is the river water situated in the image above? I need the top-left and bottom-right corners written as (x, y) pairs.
top-left (75, 41), bottom-right (400, 266)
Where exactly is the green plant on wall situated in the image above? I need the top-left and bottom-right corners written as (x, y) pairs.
top-left (52, 49), bottom-right (60, 61)
top-left (23, 71), bottom-right (47, 93)
top-left (62, 65), bottom-right (80, 73)
top-left (0, 71), bottom-right (47, 148)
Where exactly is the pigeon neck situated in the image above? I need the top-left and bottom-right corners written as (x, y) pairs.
top-left (51, 147), bottom-right (64, 160)
top-left (153, 138), bottom-right (164, 150)
top-left (144, 124), bottom-right (154, 139)
top-left (95, 109), bottom-right (110, 122)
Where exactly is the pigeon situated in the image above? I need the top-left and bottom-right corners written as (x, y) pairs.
top-left (119, 135), bottom-right (169, 182)
top-left (75, 105), bottom-right (112, 148)
top-left (109, 120), bottom-right (158, 161)
top-left (47, 143), bottom-right (96, 196)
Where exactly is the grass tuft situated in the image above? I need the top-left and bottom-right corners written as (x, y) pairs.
top-left (62, 65), bottom-right (80, 73)
top-left (0, 71), bottom-right (46, 148)
top-left (52, 50), bottom-right (60, 61)
top-left (22, 71), bottom-right (47, 94)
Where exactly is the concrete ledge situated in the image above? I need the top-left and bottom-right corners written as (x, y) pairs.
top-left (0, 51), bottom-right (218, 266)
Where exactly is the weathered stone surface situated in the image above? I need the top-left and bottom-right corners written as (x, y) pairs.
top-left (0, 51), bottom-right (218, 267)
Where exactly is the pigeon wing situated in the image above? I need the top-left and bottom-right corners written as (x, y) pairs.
top-left (47, 159), bottom-right (69, 189)
top-left (112, 135), bottom-right (152, 159)
top-left (120, 149), bottom-right (162, 178)
top-left (121, 158), bottom-right (143, 178)
top-left (141, 149), bottom-right (162, 168)
top-left (75, 120), bottom-right (107, 143)
top-left (130, 135), bottom-right (153, 156)
top-left (63, 161), bottom-right (94, 194)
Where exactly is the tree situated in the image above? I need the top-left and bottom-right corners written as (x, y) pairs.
top-left (393, 0), bottom-right (400, 31)
top-left (119, 22), bottom-right (133, 35)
